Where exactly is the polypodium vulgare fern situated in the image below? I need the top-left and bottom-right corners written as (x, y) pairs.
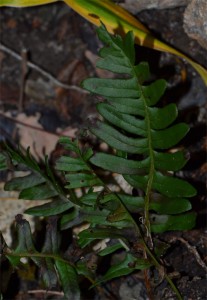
top-left (83, 24), bottom-right (196, 236)
top-left (1, 24), bottom-right (197, 299)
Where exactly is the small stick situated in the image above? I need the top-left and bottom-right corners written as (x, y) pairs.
top-left (0, 42), bottom-right (88, 94)
top-left (18, 48), bottom-right (28, 113)
top-left (144, 268), bottom-right (154, 300)
top-left (0, 111), bottom-right (75, 138)
top-left (178, 237), bottom-right (207, 272)
top-left (169, 236), bottom-right (207, 272)
top-left (27, 289), bottom-right (64, 296)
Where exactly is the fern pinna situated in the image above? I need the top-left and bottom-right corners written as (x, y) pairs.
top-left (1, 24), bottom-right (196, 299)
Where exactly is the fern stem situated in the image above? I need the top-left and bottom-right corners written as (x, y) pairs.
top-left (119, 198), bottom-right (182, 300)
top-left (5, 251), bottom-right (75, 265)
top-left (164, 274), bottom-right (183, 300)
top-left (137, 83), bottom-right (154, 249)
top-left (142, 236), bottom-right (182, 300)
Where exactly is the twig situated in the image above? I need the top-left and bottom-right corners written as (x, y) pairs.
top-left (18, 48), bottom-right (28, 113)
top-left (0, 42), bottom-right (88, 94)
top-left (169, 236), bottom-right (207, 272)
top-left (144, 269), bottom-right (154, 300)
top-left (27, 289), bottom-right (64, 296)
top-left (0, 111), bottom-right (75, 138)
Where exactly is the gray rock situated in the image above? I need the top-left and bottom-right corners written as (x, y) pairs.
top-left (121, 0), bottom-right (189, 13)
top-left (184, 0), bottom-right (207, 50)
top-left (119, 281), bottom-right (148, 300)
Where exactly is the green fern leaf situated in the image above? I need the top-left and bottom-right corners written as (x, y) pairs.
top-left (3, 216), bottom-right (81, 297)
top-left (55, 260), bottom-right (80, 300)
top-left (93, 253), bottom-right (151, 286)
top-left (4, 145), bottom-right (68, 203)
top-left (0, 152), bottom-right (8, 170)
top-left (82, 24), bottom-right (196, 232)
top-left (4, 173), bottom-right (46, 191)
top-left (56, 138), bottom-right (102, 191)
top-left (25, 200), bottom-right (73, 216)
top-left (98, 243), bottom-right (124, 256)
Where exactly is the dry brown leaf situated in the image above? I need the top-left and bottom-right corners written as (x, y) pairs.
top-left (3, 111), bottom-right (77, 159)
top-left (85, 50), bottom-right (115, 78)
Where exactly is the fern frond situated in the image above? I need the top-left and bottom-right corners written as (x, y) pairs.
top-left (1, 215), bottom-right (81, 299)
top-left (56, 137), bottom-right (102, 190)
top-left (55, 137), bottom-right (132, 231)
top-left (82, 24), bottom-right (197, 233)
top-left (3, 144), bottom-right (73, 216)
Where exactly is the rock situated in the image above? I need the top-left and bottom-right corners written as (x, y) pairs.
top-left (119, 281), bottom-right (148, 300)
top-left (183, 0), bottom-right (207, 50)
top-left (121, 0), bottom-right (189, 13)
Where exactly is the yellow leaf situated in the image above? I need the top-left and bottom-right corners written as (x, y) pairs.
top-left (0, 0), bottom-right (57, 7)
top-left (1, 0), bottom-right (206, 84)
top-left (64, 0), bottom-right (207, 85)
top-left (64, 0), bottom-right (149, 34)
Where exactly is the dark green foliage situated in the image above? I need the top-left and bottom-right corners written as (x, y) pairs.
top-left (93, 253), bottom-right (151, 286)
top-left (1, 215), bottom-right (79, 298)
top-left (83, 24), bottom-right (196, 233)
top-left (4, 145), bottom-right (60, 200)
top-left (0, 152), bottom-right (8, 170)
top-left (1, 24), bottom-right (196, 299)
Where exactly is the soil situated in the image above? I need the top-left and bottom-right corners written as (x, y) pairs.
top-left (0, 2), bottom-right (206, 300)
